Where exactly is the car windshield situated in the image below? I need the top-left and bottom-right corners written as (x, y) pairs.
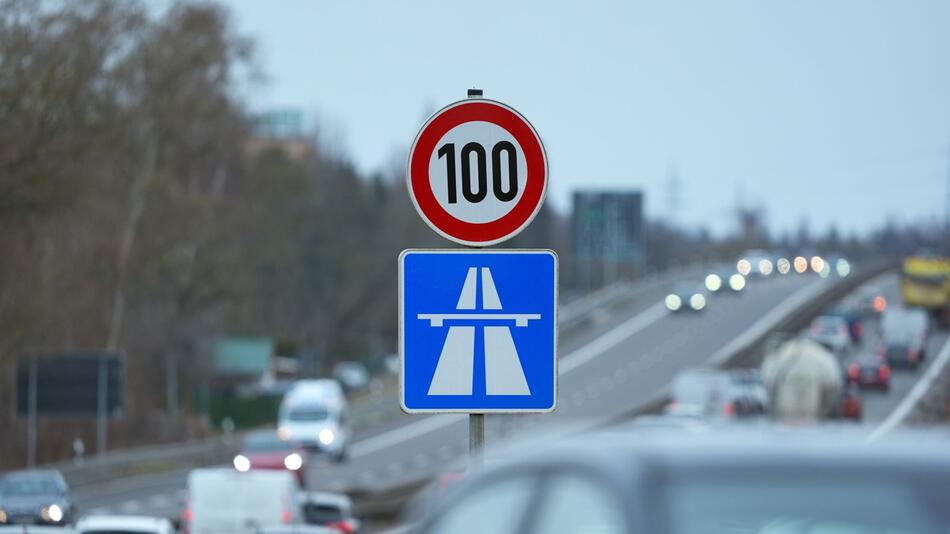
top-left (243, 434), bottom-right (292, 452)
top-left (0, 478), bottom-right (60, 497)
top-left (303, 503), bottom-right (345, 524)
top-left (666, 479), bottom-right (945, 534)
top-left (287, 405), bottom-right (329, 422)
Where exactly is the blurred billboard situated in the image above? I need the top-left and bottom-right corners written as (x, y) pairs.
top-left (572, 190), bottom-right (645, 288)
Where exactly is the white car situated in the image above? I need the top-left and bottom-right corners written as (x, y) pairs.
top-left (807, 316), bottom-right (851, 354)
top-left (76, 515), bottom-right (174, 534)
top-left (185, 468), bottom-right (300, 534)
top-left (279, 380), bottom-right (349, 461)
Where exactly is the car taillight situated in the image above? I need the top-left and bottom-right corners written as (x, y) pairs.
top-left (873, 296), bottom-right (886, 313)
top-left (328, 520), bottom-right (356, 534)
top-left (723, 402), bottom-right (735, 417)
top-left (879, 365), bottom-right (890, 381)
top-left (281, 509), bottom-right (293, 524)
top-left (853, 321), bottom-right (863, 338)
top-left (848, 363), bottom-right (860, 380)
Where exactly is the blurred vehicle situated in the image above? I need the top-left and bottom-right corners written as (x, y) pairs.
top-left (410, 431), bottom-right (950, 534)
top-left (664, 284), bottom-right (707, 312)
top-left (824, 301), bottom-right (864, 342)
top-left (299, 492), bottom-right (360, 534)
top-left (0, 470), bottom-right (74, 526)
top-left (761, 338), bottom-right (842, 421)
top-left (75, 515), bottom-right (173, 534)
top-left (737, 249), bottom-right (773, 277)
top-left (856, 285), bottom-right (887, 316)
top-left (184, 468), bottom-right (300, 534)
top-left (846, 353), bottom-right (891, 392)
top-left (833, 383), bottom-right (863, 421)
top-left (331, 361), bottom-right (369, 392)
top-left (257, 526), bottom-right (335, 534)
top-left (666, 368), bottom-right (731, 418)
top-left (279, 380), bottom-right (349, 461)
top-left (806, 315), bottom-right (851, 353)
top-left (901, 253), bottom-right (950, 326)
top-left (233, 431), bottom-right (308, 486)
top-left (882, 307), bottom-right (929, 369)
top-left (705, 271), bottom-right (745, 293)
top-left (726, 369), bottom-right (768, 416)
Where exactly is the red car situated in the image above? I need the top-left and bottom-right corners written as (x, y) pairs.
top-left (837, 384), bottom-right (863, 421)
top-left (233, 431), bottom-right (308, 486)
top-left (847, 354), bottom-right (890, 392)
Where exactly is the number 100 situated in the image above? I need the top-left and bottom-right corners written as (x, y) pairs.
top-left (437, 141), bottom-right (518, 204)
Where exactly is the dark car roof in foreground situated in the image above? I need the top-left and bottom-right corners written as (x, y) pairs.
top-left (476, 426), bottom-right (950, 481)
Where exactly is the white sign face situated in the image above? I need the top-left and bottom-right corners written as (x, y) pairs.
top-left (427, 121), bottom-right (529, 224)
top-left (407, 99), bottom-right (548, 247)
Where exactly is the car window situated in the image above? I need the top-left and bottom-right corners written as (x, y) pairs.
top-left (530, 474), bottom-right (626, 534)
top-left (303, 503), bottom-right (344, 524)
top-left (422, 476), bottom-right (537, 534)
top-left (0, 478), bottom-right (60, 497)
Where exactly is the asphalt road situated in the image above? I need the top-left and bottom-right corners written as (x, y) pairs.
top-left (72, 268), bottom-right (949, 523)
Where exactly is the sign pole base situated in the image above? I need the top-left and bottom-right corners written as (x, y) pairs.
top-left (469, 413), bottom-right (484, 469)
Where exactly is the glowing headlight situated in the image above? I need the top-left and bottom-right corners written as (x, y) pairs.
top-left (705, 274), bottom-right (722, 292)
top-left (0, 509), bottom-right (7, 523)
top-left (810, 256), bottom-right (824, 273)
top-left (665, 294), bottom-right (682, 311)
top-left (729, 273), bottom-right (746, 291)
top-left (41, 504), bottom-right (63, 523)
top-left (758, 259), bottom-right (773, 276)
top-left (793, 256), bottom-right (808, 273)
top-left (284, 452), bottom-right (303, 471)
top-left (233, 454), bottom-right (251, 472)
top-left (736, 259), bottom-right (752, 276)
top-left (836, 259), bottom-right (850, 277)
top-left (318, 428), bottom-right (335, 446)
top-left (776, 258), bottom-right (790, 274)
top-left (277, 426), bottom-right (290, 440)
top-left (819, 262), bottom-right (831, 278)
top-left (689, 293), bottom-right (706, 310)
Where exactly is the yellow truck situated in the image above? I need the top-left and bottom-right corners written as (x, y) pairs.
top-left (901, 254), bottom-right (950, 326)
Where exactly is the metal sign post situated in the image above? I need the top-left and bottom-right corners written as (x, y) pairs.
top-left (466, 88), bottom-right (485, 467)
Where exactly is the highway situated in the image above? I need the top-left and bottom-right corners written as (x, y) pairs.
top-left (70, 268), bottom-right (949, 525)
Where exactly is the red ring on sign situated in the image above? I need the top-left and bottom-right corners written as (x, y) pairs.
top-left (408, 100), bottom-right (547, 246)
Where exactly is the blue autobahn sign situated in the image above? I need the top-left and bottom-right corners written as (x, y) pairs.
top-left (399, 249), bottom-right (558, 413)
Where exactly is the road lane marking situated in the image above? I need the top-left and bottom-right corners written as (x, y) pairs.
top-left (866, 335), bottom-right (950, 442)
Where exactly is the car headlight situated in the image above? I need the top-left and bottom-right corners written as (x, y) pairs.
top-left (704, 274), bottom-right (722, 292)
top-left (277, 426), bottom-right (291, 440)
top-left (810, 255), bottom-right (824, 273)
top-left (665, 294), bottom-right (682, 311)
top-left (736, 259), bottom-right (752, 276)
top-left (758, 259), bottom-right (773, 276)
top-left (729, 273), bottom-right (746, 291)
top-left (41, 504), bottom-right (63, 523)
top-left (233, 454), bottom-right (251, 472)
top-left (836, 259), bottom-right (850, 277)
top-left (776, 258), bottom-right (790, 274)
top-left (793, 256), bottom-right (808, 273)
top-left (318, 428), bottom-right (335, 446)
top-left (284, 452), bottom-right (303, 471)
top-left (0, 509), bottom-right (7, 523)
top-left (689, 293), bottom-right (706, 310)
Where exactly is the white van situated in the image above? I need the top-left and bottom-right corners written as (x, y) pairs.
top-left (278, 380), bottom-right (349, 461)
top-left (184, 468), bottom-right (299, 534)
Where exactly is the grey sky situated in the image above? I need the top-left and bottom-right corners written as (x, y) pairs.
top-left (225, 0), bottom-right (950, 236)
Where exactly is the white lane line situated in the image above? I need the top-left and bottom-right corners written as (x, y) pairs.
top-left (707, 277), bottom-right (828, 365)
top-left (866, 335), bottom-right (950, 442)
top-left (350, 301), bottom-right (668, 459)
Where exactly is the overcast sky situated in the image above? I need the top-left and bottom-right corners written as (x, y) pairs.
top-left (224, 0), bottom-right (950, 236)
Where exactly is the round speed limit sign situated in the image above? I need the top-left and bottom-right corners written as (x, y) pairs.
top-left (407, 98), bottom-right (548, 247)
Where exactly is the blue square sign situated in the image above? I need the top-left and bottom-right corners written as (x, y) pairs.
top-left (399, 249), bottom-right (558, 413)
